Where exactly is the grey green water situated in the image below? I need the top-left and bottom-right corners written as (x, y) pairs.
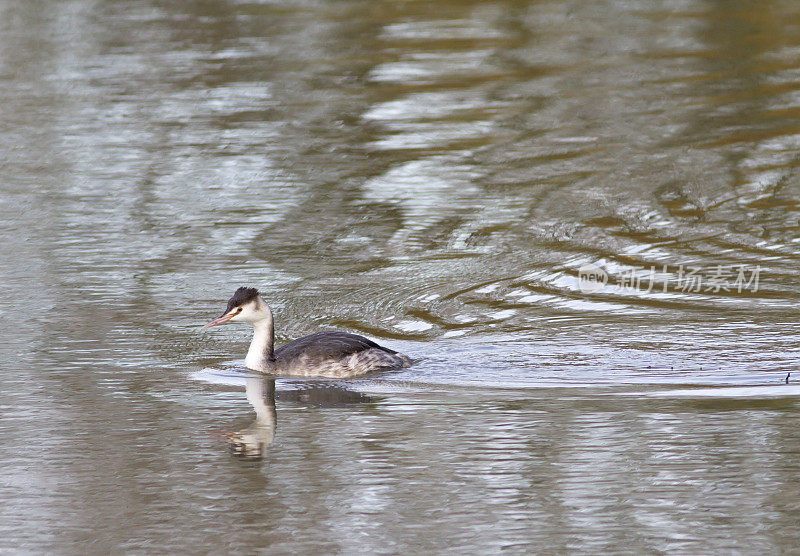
top-left (3, 0), bottom-right (800, 553)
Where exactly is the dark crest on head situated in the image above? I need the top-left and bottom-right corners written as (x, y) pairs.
top-left (226, 287), bottom-right (260, 313)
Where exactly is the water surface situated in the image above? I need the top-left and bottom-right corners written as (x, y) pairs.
top-left (2, 0), bottom-right (800, 552)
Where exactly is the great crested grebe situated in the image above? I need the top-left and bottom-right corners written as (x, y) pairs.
top-left (204, 287), bottom-right (411, 378)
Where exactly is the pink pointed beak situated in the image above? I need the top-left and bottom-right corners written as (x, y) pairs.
top-left (204, 311), bottom-right (236, 328)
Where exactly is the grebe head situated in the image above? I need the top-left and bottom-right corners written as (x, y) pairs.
top-left (204, 287), bottom-right (269, 327)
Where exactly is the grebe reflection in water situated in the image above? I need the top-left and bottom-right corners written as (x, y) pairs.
top-left (228, 375), bottom-right (277, 460)
top-left (227, 375), bottom-right (380, 460)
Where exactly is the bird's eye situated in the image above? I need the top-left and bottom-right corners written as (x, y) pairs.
top-left (236, 307), bottom-right (243, 313)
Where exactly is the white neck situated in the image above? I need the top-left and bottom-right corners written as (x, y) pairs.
top-left (245, 305), bottom-right (274, 372)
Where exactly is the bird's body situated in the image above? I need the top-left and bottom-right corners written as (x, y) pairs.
top-left (205, 287), bottom-right (411, 378)
top-left (271, 331), bottom-right (410, 378)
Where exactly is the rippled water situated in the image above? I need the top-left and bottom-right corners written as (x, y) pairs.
top-left (3, 0), bottom-right (800, 552)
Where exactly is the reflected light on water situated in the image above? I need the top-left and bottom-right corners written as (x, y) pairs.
top-left (2, 0), bottom-right (800, 552)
